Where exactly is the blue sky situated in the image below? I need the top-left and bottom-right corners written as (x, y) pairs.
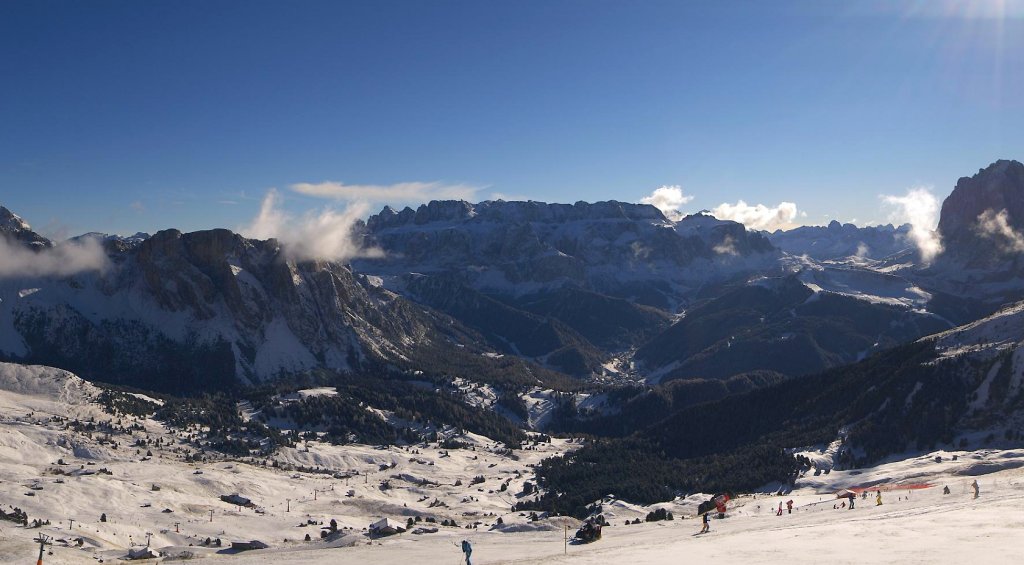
top-left (1, 0), bottom-right (1022, 238)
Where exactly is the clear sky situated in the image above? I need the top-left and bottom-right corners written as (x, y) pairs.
top-left (1, 0), bottom-right (1022, 238)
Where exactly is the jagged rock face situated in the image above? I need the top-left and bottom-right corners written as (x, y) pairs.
top-left (360, 200), bottom-right (777, 309)
top-left (367, 199), bottom-right (665, 232)
top-left (0, 199), bottom-right (777, 391)
top-left (355, 201), bottom-right (779, 375)
top-left (0, 223), bottom-right (483, 391)
top-left (938, 159), bottom-right (1024, 266)
top-left (0, 206), bottom-right (51, 249)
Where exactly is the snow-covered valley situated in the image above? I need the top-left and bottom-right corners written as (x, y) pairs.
top-left (2, 362), bottom-right (1023, 565)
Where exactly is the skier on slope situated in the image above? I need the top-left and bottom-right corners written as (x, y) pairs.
top-left (971, 480), bottom-right (980, 499)
top-left (847, 492), bottom-right (855, 509)
top-left (461, 539), bottom-right (473, 565)
top-left (776, 502), bottom-right (783, 516)
top-left (786, 500), bottom-right (793, 514)
top-left (700, 511), bottom-right (710, 534)
top-left (875, 491), bottom-right (883, 506)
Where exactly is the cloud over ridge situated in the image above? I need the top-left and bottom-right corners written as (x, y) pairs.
top-left (976, 209), bottom-right (1024, 253)
top-left (0, 238), bottom-right (109, 278)
top-left (291, 181), bottom-right (479, 204)
top-left (640, 185), bottom-right (694, 219)
top-left (711, 200), bottom-right (800, 231)
top-left (240, 189), bottom-right (383, 263)
top-left (881, 186), bottom-right (943, 262)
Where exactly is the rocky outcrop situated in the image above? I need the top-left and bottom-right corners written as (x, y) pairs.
top-left (937, 159), bottom-right (1024, 266)
top-left (0, 206), bottom-right (51, 249)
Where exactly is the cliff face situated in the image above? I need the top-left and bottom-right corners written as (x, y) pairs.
top-left (359, 200), bottom-right (778, 311)
top-left (0, 219), bottom-right (484, 391)
top-left (937, 159), bottom-right (1024, 267)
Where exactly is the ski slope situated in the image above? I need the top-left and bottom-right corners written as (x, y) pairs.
top-left (1, 362), bottom-right (1023, 564)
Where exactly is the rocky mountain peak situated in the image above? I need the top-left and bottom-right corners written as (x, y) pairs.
top-left (937, 159), bottom-right (1024, 263)
top-left (0, 206), bottom-right (30, 232)
top-left (0, 205), bottom-right (52, 248)
top-left (366, 199), bottom-right (670, 232)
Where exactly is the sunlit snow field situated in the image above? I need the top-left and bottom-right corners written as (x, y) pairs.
top-left (2, 362), bottom-right (1022, 565)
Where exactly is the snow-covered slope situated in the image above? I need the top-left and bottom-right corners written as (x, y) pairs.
top-left (2, 362), bottom-right (1022, 564)
top-left (932, 301), bottom-right (1024, 361)
top-left (0, 362), bottom-right (578, 562)
top-left (0, 362), bottom-right (98, 405)
top-left (792, 259), bottom-right (933, 308)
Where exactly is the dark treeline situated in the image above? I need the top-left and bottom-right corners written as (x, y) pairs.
top-left (515, 440), bottom-right (801, 517)
top-left (254, 374), bottom-right (526, 447)
top-left (527, 339), bottom-right (1022, 517)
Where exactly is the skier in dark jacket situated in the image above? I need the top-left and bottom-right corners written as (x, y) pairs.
top-left (461, 540), bottom-right (472, 565)
top-left (700, 511), bottom-right (710, 534)
top-left (847, 492), bottom-right (855, 509)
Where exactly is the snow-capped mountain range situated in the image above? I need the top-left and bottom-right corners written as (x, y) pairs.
top-left (357, 200), bottom-right (777, 311)
top-left (2, 160), bottom-right (1024, 393)
top-left (768, 220), bottom-right (912, 261)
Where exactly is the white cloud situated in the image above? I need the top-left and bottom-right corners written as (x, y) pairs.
top-left (0, 238), bottom-right (109, 278)
top-left (640, 185), bottom-right (694, 220)
top-left (881, 186), bottom-right (943, 262)
top-left (713, 235), bottom-right (739, 256)
top-left (711, 200), bottom-right (800, 231)
top-left (239, 189), bottom-right (383, 263)
top-left (290, 181), bottom-right (479, 204)
top-left (130, 201), bottom-right (145, 213)
top-left (975, 209), bottom-right (1024, 253)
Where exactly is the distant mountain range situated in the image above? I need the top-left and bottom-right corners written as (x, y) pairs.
top-left (0, 212), bottom-right (561, 392)
top-left (768, 221), bottom-right (912, 260)
top-left (5, 159), bottom-right (1024, 519)
top-left (2, 159), bottom-right (1024, 406)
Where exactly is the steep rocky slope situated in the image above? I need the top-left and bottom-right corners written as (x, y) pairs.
top-left (357, 201), bottom-right (778, 311)
top-left (937, 159), bottom-right (1024, 267)
top-left (0, 219), bottom-right (547, 392)
top-left (908, 159), bottom-right (1024, 311)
